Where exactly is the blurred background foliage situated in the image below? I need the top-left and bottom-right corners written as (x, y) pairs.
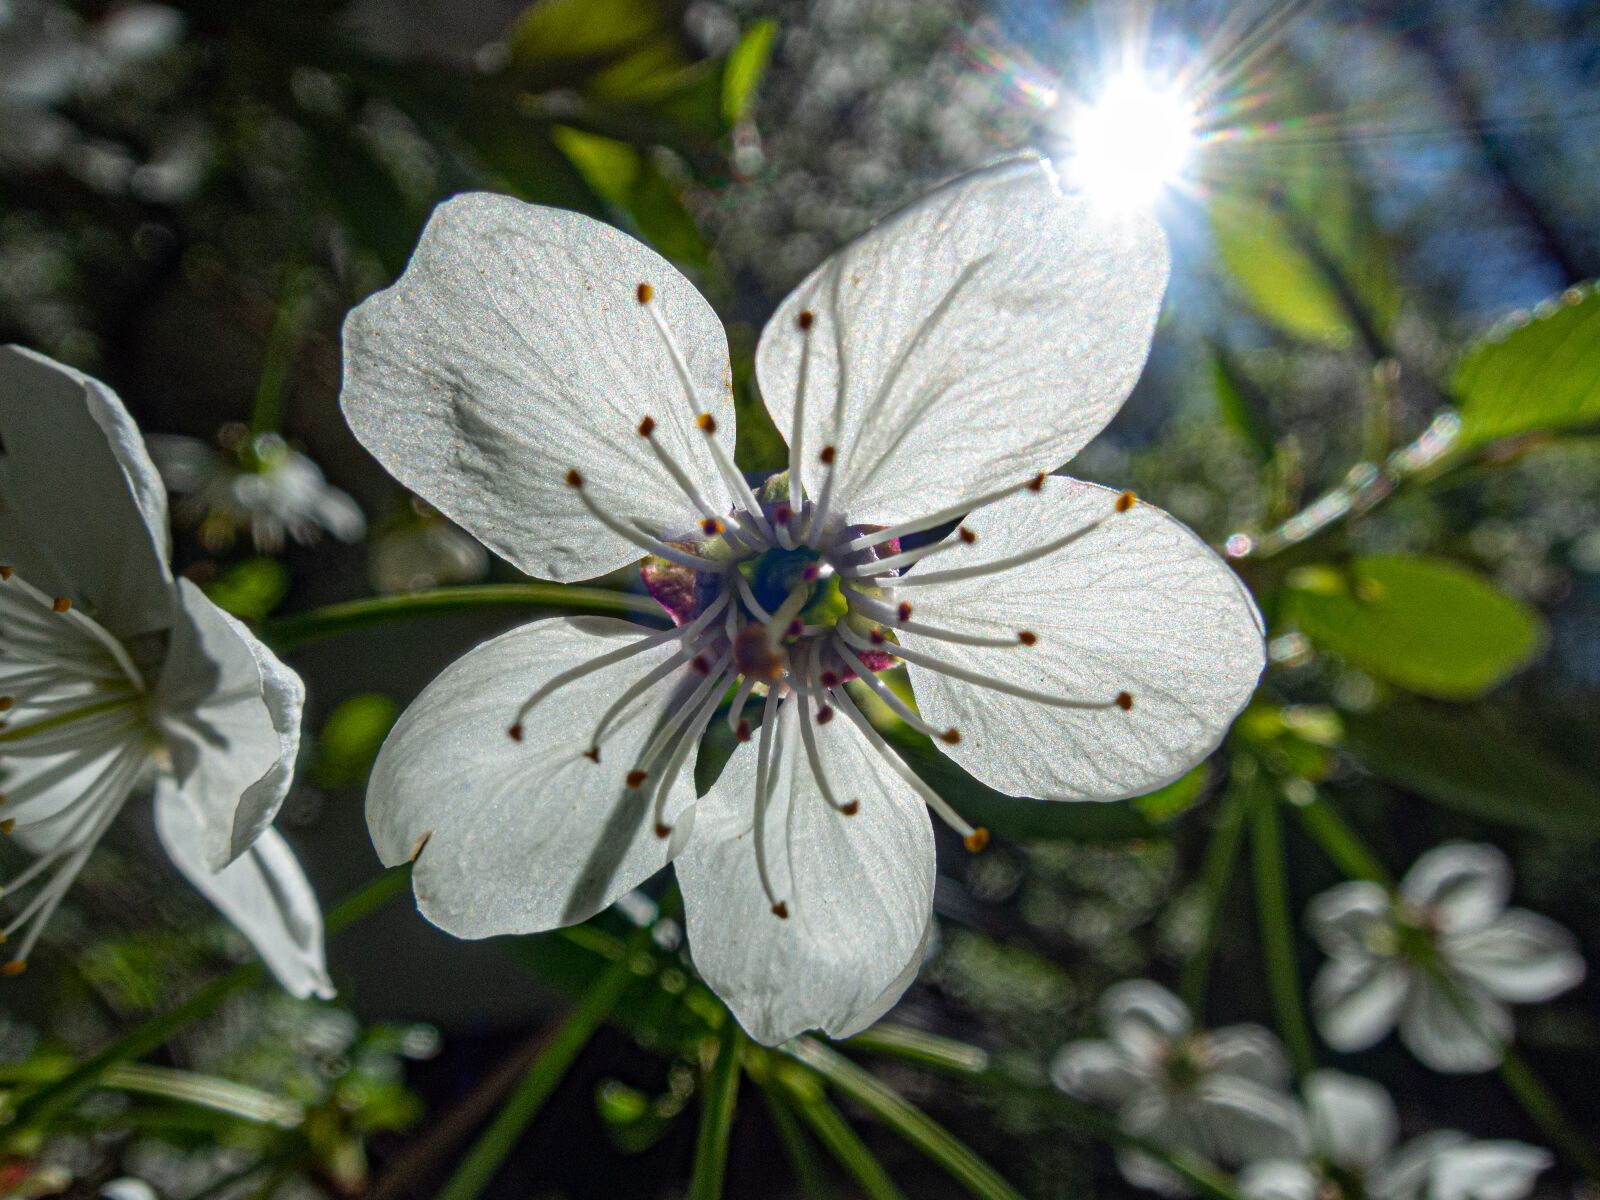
top-left (2, 0), bottom-right (1600, 1197)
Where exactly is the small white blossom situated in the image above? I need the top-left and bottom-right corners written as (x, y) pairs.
top-left (339, 158), bottom-right (1265, 1043)
top-left (148, 429), bottom-right (365, 553)
top-left (1239, 1070), bottom-right (1551, 1200)
top-left (1308, 843), bottom-right (1584, 1073)
top-left (1052, 980), bottom-right (1308, 1193)
top-left (0, 346), bottom-right (330, 997)
top-left (367, 498), bottom-right (488, 594)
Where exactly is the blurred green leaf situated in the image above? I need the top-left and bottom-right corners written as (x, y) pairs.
top-left (509, 0), bottom-right (664, 64)
top-left (1343, 706), bottom-right (1600, 839)
top-left (721, 19), bottom-right (778, 125)
top-left (313, 693), bottom-right (400, 788)
top-left (1132, 766), bottom-right (1209, 823)
top-left (1285, 556), bottom-right (1543, 699)
top-left (1212, 348), bottom-right (1274, 462)
top-left (1454, 283), bottom-right (1600, 447)
top-left (205, 558), bottom-right (289, 622)
top-left (552, 126), bottom-right (709, 266)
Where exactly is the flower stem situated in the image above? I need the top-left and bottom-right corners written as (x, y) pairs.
top-left (758, 1058), bottom-right (906, 1200)
top-left (435, 953), bottom-right (636, 1200)
top-left (1179, 773), bottom-right (1251, 1013)
top-left (1498, 1046), bottom-right (1600, 1182)
top-left (688, 1019), bottom-right (746, 1200)
top-left (749, 1070), bottom-right (833, 1200)
top-left (786, 1037), bottom-right (1027, 1200)
top-left (1291, 792), bottom-right (1393, 886)
top-left (1248, 770), bottom-right (1317, 1080)
top-left (259, 583), bottom-right (669, 651)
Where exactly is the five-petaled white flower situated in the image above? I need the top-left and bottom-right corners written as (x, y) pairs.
top-left (1308, 842), bottom-right (1584, 1073)
top-left (1239, 1070), bottom-right (1551, 1200)
top-left (0, 346), bottom-right (331, 997)
top-left (339, 157), bottom-right (1266, 1044)
top-left (1052, 980), bottom-right (1307, 1193)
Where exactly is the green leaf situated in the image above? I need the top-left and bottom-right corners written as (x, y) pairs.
top-left (1285, 556), bottom-right (1543, 699)
top-left (1342, 706), bottom-right (1600, 839)
top-left (313, 693), bottom-right (400, 788)
top-left (204, 558), bottom-right (289, 622)
top-left (721, 19), bottom-right (777, 125)
top-left (1212, 348), bottom-right (1275, 461)
top-left (1454, 283), bottom-right (1600, 447)
top-left (509, 0), bottom-right (664, 64)
top-left (1132, 766), bottom-right (1209, 823)
top-left (551, 126), bottom-right (709, 266)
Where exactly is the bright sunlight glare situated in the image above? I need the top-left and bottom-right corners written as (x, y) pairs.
top-left (1064, 70), bottom-right (1197, 210)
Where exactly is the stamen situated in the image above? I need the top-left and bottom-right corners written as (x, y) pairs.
top-left (831, 637), bottom-right (960, 745)
top-left (788, 309), bottom-right (816, 515)
top-left (885, 502), bottom-right (1123, 589)
top-left (694, 414), bottom-right (775, 542)
top-left (796, 687), bottom-right (857, 817)
top-left (733, 570), bottom-right (775, 623)
top-left (836, 622), bottom-right (1124, 711)
top-left (804, 445), bottom-right (840, 549)
top-left (647, 664), bottom-right (734, 840)
top-left (565, 472), bottom-right (728, 572)
top-left (632, 649), bottom-right (734, 796)
top-left (844, 591), bottom-right (1030, 648)
top-left (726, 674), bottom-right (759, 738)
top-left (751, 689), bottom-right (788, 917)
top-left (638, 414), bottom-right (762, 552)
top-left (842, 474), bottom-right (1048, 554)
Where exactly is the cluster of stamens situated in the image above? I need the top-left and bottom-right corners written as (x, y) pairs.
top-left (0, 566), bottom-right (150, 975)
top-left (508, 285), bottom-right (1140, 921)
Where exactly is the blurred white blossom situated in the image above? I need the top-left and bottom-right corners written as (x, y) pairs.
top-left (1308, 843), bottom-right (1584, 1073)
top-left (368, 498), bottom-right (487, 594)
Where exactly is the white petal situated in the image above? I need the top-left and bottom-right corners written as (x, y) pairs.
top-left (1239, 1160), bottom-right (1320, 1200)
top-left (1311, 957), bottom-right (1410, 1052)
top-left (1207, 1024), bottom-right (1293, 1091)
top-left (0, 345), bottom-right (173, 637)
top-left (1371, 1132), bottom-right (1469, 1200)
top-left (1304, 1070), bottom-right (1398, 1169)
top-left (367, 616), bottom-right (699, 939)
top-left (1193, 1076), bottom-right (1311, 1165)
top-left (757, 158), bottom-right (1167, 525)
top-left (155, 786), bottom-right (333, 999)
top-left (340, 194), bottom-right (734, 582)
top-left (676, 700), bottom-right (935, 1045)
top-left (1050, 1040), bottom-right (1153, 1106)
top-left (1305, 881), bottom-right (1393, 959)
top-left (1400, 843), bottom-right (1510, 935)
top-left (1397, 975), bottom-right (1510, 1073)
top-left (1100, 979), bottom-right (1191, 1063)
top-left (155, 580), bottom-right (304, 870)
top-left (899, 478), bottom-right (1264, 801)
top-left (1444, 909), bottom-right (1585, 1003)
top-left (1429, 1141), bottom-right (1551, 1200)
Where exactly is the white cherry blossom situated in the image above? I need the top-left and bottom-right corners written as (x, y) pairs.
top-left (340, 157), bottom-right (1266, 1043)
top-left (0, 346), bottom-right (330, 997)
top-left (1238, 1070), bottom-right (1551, 1200)
top-left (1308, 842), bottom-right (1584, 1073)
top-left (1051, 980), bottom-right (1308, 1193)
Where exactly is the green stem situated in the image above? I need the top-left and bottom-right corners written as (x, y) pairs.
top-left (688, 1020), bottom-right (745, 1200)
top-left (751, 1075), bottom-right (831, 1200)
top-left (5, 868), bottom-right (407, 1131)
top-left (0, 1060), bottom-right (300, 1127)
top-left (1180, 777), bottom-right (1251, 1013)
top-left (1498, 1046), bottom-right (1600, 1182)
top-left (436, 954), bottom-right (635, 1200)
top-left (250, 266), bottom-right (312, 436)
top-left (260, 583), bottom-right (668, 651)
top-left (769, 1065), bottom-right (906, 1200)
top-left (1292, 794), bottom-right (1392, 886)
top-left (1249, 777), bottom-right (1317, 1080)
top-left (786, 1038), bottom-right (1026, 1200)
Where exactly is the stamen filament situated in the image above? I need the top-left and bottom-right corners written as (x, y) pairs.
top-left (631, 648), bottom-right (734, 785)
top-left (695, 414), bottom-right (776, 543)
top-left (844, 592), bottom-right (1027, 648)
top-left (752, 688), bottom-right (787, 916)
top-left (639, 419), bottom-right (761, 552)
top-left (831, 638), bottom-right (960, 745)
top-left (803, 446), bottom-right (839, 549)
top-left (886, 509), bottom-right (1116, 588)
top-left (842, 474), bottom-right (1046, 554)
top-left (570, 481), bottom-right (727, 572)
top-left (838, 527), bottom-right (975, 578)
top-left (649, 665), bottom-right (736, 837)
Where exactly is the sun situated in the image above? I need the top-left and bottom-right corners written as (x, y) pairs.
top-left (1061, 69), bottom-right (1197, 209)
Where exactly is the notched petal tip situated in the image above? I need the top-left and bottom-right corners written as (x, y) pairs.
top-left (409, 830), bottom-right (433, 863)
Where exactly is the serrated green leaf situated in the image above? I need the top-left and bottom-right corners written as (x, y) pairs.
top-left (1343, 706), bottom-right (1600, 839)
top-left (1454, 283), bottom-right (1600, 447)
top-left (1285, 556), bottom-right (1543, 700)
top-left (721, 19), bottom-right (777, 125)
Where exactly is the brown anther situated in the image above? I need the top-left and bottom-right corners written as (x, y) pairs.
top-left (638, 415), bottom-right (657, 437)
top-left (627, 769), bottom-right (649, 789)
top-left (583, 746), bottom-right (601, 763)
top-left (940, 728), bottom-right (961, 745)
top-left (964, 827), bottom-right (991, 853)
top-left (735, 720), bottom-right (752, 743)
top-left (508, 723), bottom-right (524, 742)
top-left (0, 566), bottom-right (12, 579)
top-left (1115, 691), bottom-right (1134, 711)
top-left (0, 698), bottom-right (11, 712)
top-left (1116, 490), bottom-right (1137, 513)
top-left (771, 901), bottom-right (790, 918)
top-left (797, 310), bottom-right (815, 331)
top-left (690, 655), bottom-right (712, 675)
top-left (1018, 631), bottom-right (1037, 646)
top-left (701, 517), bottom-right (725, 536)
top-left (958, 525), bottom-right (976, 544)
top-left (819, 670), bottom-right (840, 689)
top-left (0, 820), bottom-right (13, 835)
top-left (816, 706), bottom-right (834, 725)
top-left (785, 619), bottom-right (803, 639)
top-left (696, 412), bottom-right (718, 434)
top-left (636, 282), bottom-right (654, 304)
top-left (52, 596), bottom-right (72, 613)
top-left (819, 445), bottom-right (836, 465)
top-left (896, 601), bottom-right (912, 622)
top-left (869, 629), bottom-right (887, 645)
top-left (654, 822), bottom-right (672, 839)
top-left (1027, 472), bottom-right (1046, 492)
top-left (2, 960), bottom-right (26, 977)
top-left (565, 468), bottom-right (584, 488)
top-left (840, 800), bottom-right (860, 816)
top-left (773, 504), bottom-right (792, 525)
